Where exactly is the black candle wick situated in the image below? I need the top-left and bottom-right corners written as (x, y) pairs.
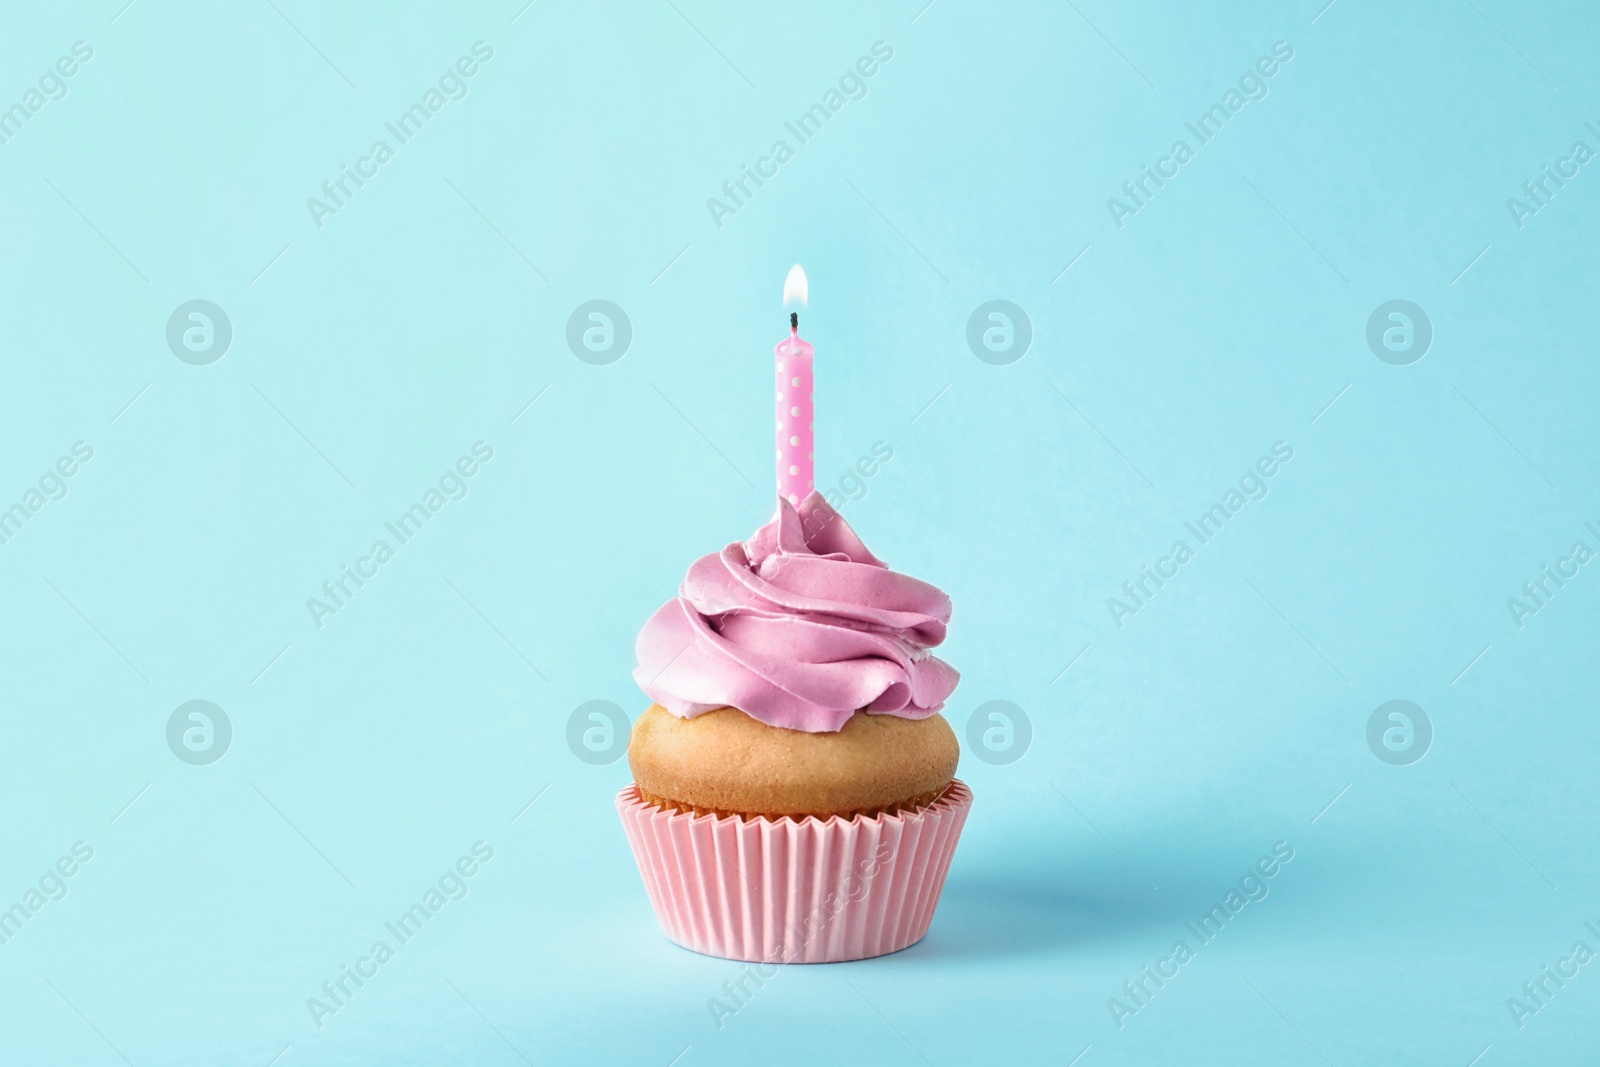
top-left (790, 312), bottom-right (798, 331)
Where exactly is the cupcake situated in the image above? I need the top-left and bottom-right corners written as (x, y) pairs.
top-left (617, 492), bottom-right (971, 963)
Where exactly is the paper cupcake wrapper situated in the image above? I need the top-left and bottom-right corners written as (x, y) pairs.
top-left (616, 780), bottom-right (972, 963)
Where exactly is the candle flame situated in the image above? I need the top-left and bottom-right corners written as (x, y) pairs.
top-left (782, 264), bottom-right (808, 307)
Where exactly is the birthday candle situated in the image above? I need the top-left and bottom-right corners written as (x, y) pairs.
top-left (776, 264), bottom-right (813, 507)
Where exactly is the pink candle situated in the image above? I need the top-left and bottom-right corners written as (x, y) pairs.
top-left (776, 265), bottom-right (813, 507)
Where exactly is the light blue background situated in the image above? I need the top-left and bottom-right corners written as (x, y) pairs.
top-left (2, 1), bottom-right (1597, 1064)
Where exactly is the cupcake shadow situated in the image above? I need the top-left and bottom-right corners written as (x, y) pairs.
top-left (906, 866), bottom-right (1171, 962)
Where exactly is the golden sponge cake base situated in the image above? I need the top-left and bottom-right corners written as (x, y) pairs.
top-left (628, 704), bottom-right (958, 820)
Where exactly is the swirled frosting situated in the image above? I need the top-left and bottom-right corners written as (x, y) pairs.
top-left (633, 492), bottom-right (958, 733)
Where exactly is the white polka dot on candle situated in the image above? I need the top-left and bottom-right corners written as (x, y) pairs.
top-left (790, 407), bottom-right (800, 416)
top-left (790, 436), bottom-right (799, 445)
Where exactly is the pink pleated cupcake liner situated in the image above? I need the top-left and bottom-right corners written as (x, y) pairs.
top-left (617, 780), bottom-right (972, 963)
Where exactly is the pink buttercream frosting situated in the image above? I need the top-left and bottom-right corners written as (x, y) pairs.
top-left (633, 492), bottom-right (959, 733)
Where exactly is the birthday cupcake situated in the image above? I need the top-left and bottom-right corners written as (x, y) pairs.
top-left (616, 273), bottom-right (971, 962)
